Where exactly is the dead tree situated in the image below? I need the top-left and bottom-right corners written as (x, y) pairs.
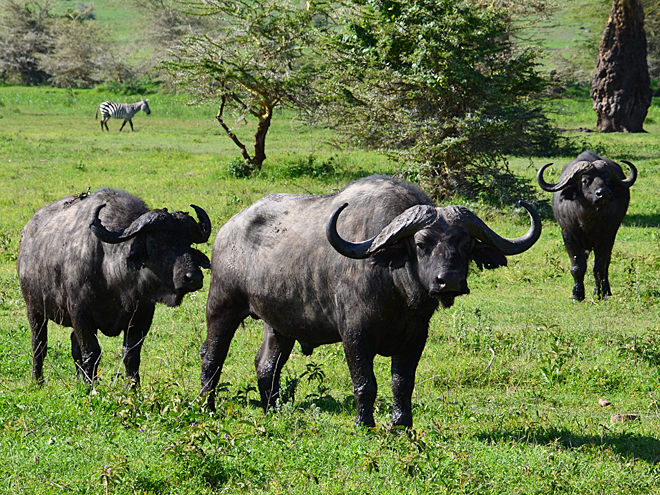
top-left (591, 0), bottom-right (652, 132)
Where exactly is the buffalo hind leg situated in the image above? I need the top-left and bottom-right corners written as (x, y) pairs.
top-left (122, 306), bottom-right (155, 387)
top-left (28, 306), bottom-right (48, 384)
top-left (391, 333), bottom-right (427, 428)
top-left (255, 323), bottom-right (295, 412)
top-left (342, 335), bottom-right (377, 427)
top-left (593, 244), bottom-right (614, 300)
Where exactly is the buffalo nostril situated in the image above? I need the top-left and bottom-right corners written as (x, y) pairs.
top-left (185, 271), bottom-right (203, 284)
top-left (436, 277), bottom-right (461, 292)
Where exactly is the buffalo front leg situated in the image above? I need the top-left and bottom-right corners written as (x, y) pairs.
top-left (593, 244), bottom-right (614, 300)
top-left (28, 306), bottom-right (48, 384)
top-left (201, 306), bottom-right (246, 411)
top-left (122, 306), bottom-right (155, 387)
top-left (255, 323), bottom-right (295, 412)
top-left (391, 333), bottom-right (427, 428)
top-left (564, 238), bottom-right (588, 301)
top-left (342, 335), bottom-right (377, 427)
top-left (70, 322), bottom-right (101, 384)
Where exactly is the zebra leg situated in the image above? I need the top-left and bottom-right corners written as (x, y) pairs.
top-left (119, 120), bottom-right (127, 131)
top-left (102, 118), bottom-right (109, 131)
top-left (129, 119), bottom-right (134, 132)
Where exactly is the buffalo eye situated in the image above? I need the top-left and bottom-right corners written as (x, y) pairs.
top-left (582, 176), bottom-right (590, 186)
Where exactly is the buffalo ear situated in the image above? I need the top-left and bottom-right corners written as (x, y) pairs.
top-left (369, 239), bottom-right (409, 269)
top-left (191, 248), bottom-right (211, 269)
top-left (126, 237), bottom-right (147, 271)
top-left (471, 242), bottom-right (507, 270)
top-left (559, 185), bottom-right (578, 201)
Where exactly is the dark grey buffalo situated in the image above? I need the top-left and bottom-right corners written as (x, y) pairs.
top-left (537, 150), bottom-right (636, 301)
top-left (201, 175), bottom-right (541, 427)
top-left (17, 189), bottom-right (211, 385)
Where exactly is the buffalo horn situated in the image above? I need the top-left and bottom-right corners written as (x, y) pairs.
top-left (190, 204), bottom-right (212, 243)
top-left (326, 203), bottom-right (377, 259)
top-left (326, 203), bottom-right (439, 259)
top-left (367, 205), bottom-right (439, 253)
top-left (455, 201), bottom-right (541, 255)
top-left (90, 204), bottom-right (167, 244)
top-left (536, 160), bottom-right (593, 192)
top-left (619, 160), bottom-right (637, 188)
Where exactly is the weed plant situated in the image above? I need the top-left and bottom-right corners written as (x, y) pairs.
top-left (2, 84), bottom-right (660, 493)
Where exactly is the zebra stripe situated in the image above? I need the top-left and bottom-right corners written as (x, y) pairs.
top-left (95, 100), bottom-right (151, 132)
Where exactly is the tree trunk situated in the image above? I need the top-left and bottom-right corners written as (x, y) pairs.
top-left (591, 0), bottom-right (652, 132)
top-left (252, 104), bottom-right (273, 172)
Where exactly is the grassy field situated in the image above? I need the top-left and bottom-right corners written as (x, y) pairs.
top-left (3, 82), bottom-right (660, 494)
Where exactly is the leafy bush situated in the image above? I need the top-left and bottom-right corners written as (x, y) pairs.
top-left (227, 156), bottom-right (253, 179)
top-left (272, 154), bottom-right (337, 180)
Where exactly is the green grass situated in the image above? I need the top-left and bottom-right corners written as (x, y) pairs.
top-left (3, 84), bottom-right (660, 494)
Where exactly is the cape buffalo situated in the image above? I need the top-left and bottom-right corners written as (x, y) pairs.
top-left (537, 150), bottom-right (636, 301)
top-left (201, 175), bottom-right (541, 427)
top-left (17, 188), bottom-right (211, 385)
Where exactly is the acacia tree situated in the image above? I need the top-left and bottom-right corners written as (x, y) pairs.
top-left (160, 0), bottom-right (328, 175)
top-left (316, 0), bottom-right (566, 200)
top-left (0, 0), bottom-right (55, 84)
top-left (37, 8), bottom-right (108, 88)
top-left (591, 0), bottom-right (652, 132)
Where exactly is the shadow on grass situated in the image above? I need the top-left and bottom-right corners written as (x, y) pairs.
top-left (477, 426), bottom-right (660, 464)
top-left (243, 394), bottom-right (354, 415)
top-left (295, 394), bottom-right (355, 415)
top-left (623, 213), bottom-right (660, 228)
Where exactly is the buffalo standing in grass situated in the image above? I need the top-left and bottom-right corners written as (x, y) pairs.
top-left (537, 150), bottom-right (637, 301)
top-left (18, 189), bottom-right (211, 385)
top-left (201, 175), bottom-right (541, 427)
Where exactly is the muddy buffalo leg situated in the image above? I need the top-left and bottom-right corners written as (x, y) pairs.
top-left (391, 332), bottom-right (428, 427)
top-left (255, 323), bottom-right (295, 411)
top-left (28, 306), bottom-right (48, 384)
top-left (342, 334), bottom-right (377, 427)
top-left (122, 306), bottom-right (155, 386)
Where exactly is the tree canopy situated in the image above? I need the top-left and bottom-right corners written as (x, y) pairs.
top-left (314, 0), bottom-right (568, 200)
top-left (160, 0), bottom-right (328, 175)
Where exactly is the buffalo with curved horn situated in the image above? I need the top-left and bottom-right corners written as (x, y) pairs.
top-left (537, 150), bottom-right (636, 301)
top-left (18, 188), bottom-right (211, 385)
top-left (201, 175), bottom-right (540, 427)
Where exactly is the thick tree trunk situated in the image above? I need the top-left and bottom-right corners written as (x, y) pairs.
top-left (591, 0), bottom-right (652, 132)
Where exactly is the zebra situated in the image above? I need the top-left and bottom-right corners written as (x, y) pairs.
top-left (95, 99), bottom-right (151, 132)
